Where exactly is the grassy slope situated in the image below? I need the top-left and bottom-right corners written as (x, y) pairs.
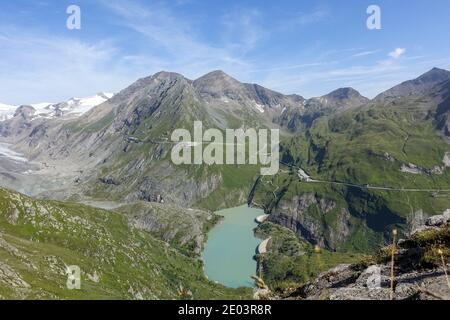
top-left (0, 188), bottom-right (251, 300)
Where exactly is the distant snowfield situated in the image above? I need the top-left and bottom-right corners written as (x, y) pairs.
top-left (65, 93), bottom-right (114, 115)
top-left (0, 103), bottom-right (17, 121)
top-left (0, 92), bottom-right (114, 122)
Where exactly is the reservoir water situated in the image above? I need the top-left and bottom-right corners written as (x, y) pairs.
top-left (203, 205), bottom-right (264, 288)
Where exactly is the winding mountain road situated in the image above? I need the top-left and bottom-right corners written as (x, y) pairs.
top-left (279, 161), bottom-right (450, 193)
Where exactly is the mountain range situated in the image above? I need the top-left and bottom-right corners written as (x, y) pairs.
top-left (0, 67), bottom-right (449, 299)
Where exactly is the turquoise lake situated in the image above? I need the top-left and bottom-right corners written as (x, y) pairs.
top-left (203, 205), bottom-right (264, 288)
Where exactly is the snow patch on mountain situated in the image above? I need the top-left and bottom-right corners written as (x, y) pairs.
top-left (65, 92), bottom-right (114, 116)
top-left (0, 103), bottom-right (18, 121)
top-left (0, 93), bottom-right (114, 122)
top-left (254, 103), bottom-right (265, 113)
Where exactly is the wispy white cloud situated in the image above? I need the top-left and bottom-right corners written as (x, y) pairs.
top-left (248, 62), bottom-right (335, 73)
top-left (258, 52), bottom-right (436, 98)
top-left (352, 50), bottom-right (380, 58)
top-left (220, 8), bottom-right (266, 54)
top-left (389, 48), bottom-right (406, 59)
top-left (266, 7), bottom-right (330, 37)
top-left (296, 9), bottom-right (330, 25)
top-left (282, 8), bottom-right (330, 28)
top-left (0, 26), bottom-right (156, 104)
top-left (99, 0), bottom-right (332, 79)
top-left (0, 0), bottom-right (262, 104)
top-left (0, 1), bottom-right (447, 105)
top-left (99, 0), bottom-right (254, 79)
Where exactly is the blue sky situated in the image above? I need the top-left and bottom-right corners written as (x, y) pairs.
top-left (1, 0), bottom-right (450, 104)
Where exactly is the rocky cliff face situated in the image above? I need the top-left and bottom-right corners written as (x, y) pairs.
top-left (267, 193), bottom-right (351, 251)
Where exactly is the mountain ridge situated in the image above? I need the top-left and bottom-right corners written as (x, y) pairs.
top-left (1, 68), bottom-right (449, 207)
top-left (375, 67), bottom-right (450, 101)
top-left (0, 93), bottom-right (114, 124)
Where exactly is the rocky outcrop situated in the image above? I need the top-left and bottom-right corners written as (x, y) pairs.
top-left (328, 208), bottom-right (352, 247)
top-left (444, 152), bottom-right (450, 167)
top-left (400, 161), bottom-right (448, 176)
top-left (291, 262), bottom-right (449, 300)
top-left (411, 209), bottom-right (450, 235)
top-left (287, 211), bottom-right (450, 300)
top-left (0, 260), bottom-right (31, 297)
top-left (99, 177), bottom-right (120, 186)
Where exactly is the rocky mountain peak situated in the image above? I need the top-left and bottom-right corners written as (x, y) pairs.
top-left (310, 87), bottom-right (369, 110)
top-left (196, 69), bottom-right (236, 81)
top-left (104, 72), bottom-right (189, 110)
top-left (375, 67), bottom-right (450, 101)
top-left (14, 105), bottom-right (36, 120)
top-left (193, 70), bottom-right (306, 116)
top-left (324, 87), bottom-right (367, 101)
top-left (193, 70), bottom-right (242, 90)
top-left (152, 71), bottom-right (186, 81)
top-left (417, 67), bottom-right (450, 83)
top-left (192, 70), bottom-right (253, 106)
top-left (147, 71), bottom-right (192, 91)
